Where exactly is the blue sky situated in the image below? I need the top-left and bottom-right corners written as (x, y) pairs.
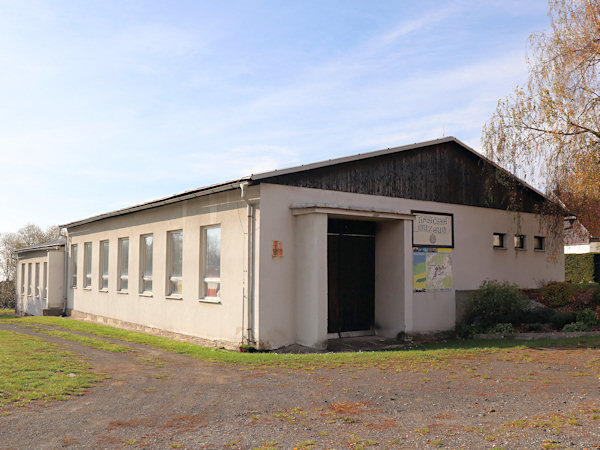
top-left (0, 0), bottom-right (550, 233)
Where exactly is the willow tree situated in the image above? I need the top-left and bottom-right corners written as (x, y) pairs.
top-left (483, 0), bottom-right (600, 242)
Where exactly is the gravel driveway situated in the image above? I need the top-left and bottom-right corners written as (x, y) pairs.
top-left (1, 323), bottom-right (599, 449)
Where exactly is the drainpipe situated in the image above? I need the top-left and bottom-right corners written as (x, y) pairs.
top-left (61, 228), bottom-right (69, 316)
top-left (240, 182), bottom-right (255, 345)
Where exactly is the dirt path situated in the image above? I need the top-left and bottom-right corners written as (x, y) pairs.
top-left (1, 323), bottom-right (599, 449)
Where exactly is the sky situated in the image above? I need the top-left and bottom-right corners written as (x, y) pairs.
top-left (0, 0), bottom-right (552, 234)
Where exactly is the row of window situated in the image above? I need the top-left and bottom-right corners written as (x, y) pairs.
top-left (493, 233), bottom-right (545, 251)
top-left (19, 261), bottom-right (48, 300)
top-left (71, 225), bottom-right (221, 299)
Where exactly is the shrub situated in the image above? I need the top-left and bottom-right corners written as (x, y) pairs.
top-left (526, 323), bottom-right (543, 332)
top-left (519, 307), bottom-right (554, 324)
top-left (0, 280), bottom-right (16, 309)
top-left (467, 280), bottom-right (527, 327)
top-left (456, 324), bottom-right (479, 340)
top-left (486, 323), bottom-right (514, 335)
top-left (550, 311), bottom-right (577, 329)
top-left (541, 281), bottom-right (575, 307)
top-left (562, 321), bottom-right (590, 332)
top-left (565, 254), bottom-right (600, 283)
top-left (594, 288), bottom-right (600, 306)
top-left (576, 309), bottom-right (599, 326)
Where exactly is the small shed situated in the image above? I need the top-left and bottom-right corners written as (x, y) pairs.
top-left (15, 238), bottom-right (66, 316)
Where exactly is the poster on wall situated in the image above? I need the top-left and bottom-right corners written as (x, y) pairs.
top-left (413, 247), bottom-right (453, 292)
top-left (412, 211), bottom-right (454, 248)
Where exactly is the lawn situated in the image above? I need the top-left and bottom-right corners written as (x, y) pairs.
top-left (2, 311), bottom-right (600, 372)
top-left (0, 328), bottom-right (104, 406)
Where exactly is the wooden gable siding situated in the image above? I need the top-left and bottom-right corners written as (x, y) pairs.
top-left (258, 141), bottom-right (546, 213)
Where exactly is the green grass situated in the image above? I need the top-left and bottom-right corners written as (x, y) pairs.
top-left (0, 329), bottom-right (104, 406)
top-left (0, 308), bottom-right (16, 319)
top-left (2, 314), bottom-right (600, 370)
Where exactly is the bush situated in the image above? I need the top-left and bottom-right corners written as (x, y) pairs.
top-left (467, 280), bottom-right (527, 327)
top-left (542, 281), bottom-right (575, 307)
top-left (565, 254), bottom-right (600, 283)
top-left (456, 324), bottom-right (479, 340)
top-left (550, 311), bottom-right (577, 329)
top-left (562, 321), bottom-right (590, 332)
top-left (526, 323), bottom-right (543, 332)
top-left (519, 307), bottom-right (555, 324)
top-left (576, 308), bottom-right (599, 326)
top-left (594, 288), bottom-right (600, 306)
top-left (486, 323), bottom-right (514, 334)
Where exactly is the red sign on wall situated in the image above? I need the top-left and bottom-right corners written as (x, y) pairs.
top-left (272, 240), bottom-right (283, 257)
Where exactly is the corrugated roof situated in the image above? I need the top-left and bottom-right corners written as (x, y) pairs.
top-left (14, 238), bottom-right (66, 254)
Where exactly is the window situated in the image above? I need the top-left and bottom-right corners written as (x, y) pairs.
top-left (118, 238), bottom-right (129, 292)
top-left (27, 263), bottom-right (32, 296)
top-left (140, 234), bottom-right (153, 294)
top-left (514, 234), bottom-right (525, 249)
top-left (99, 240), bottom-right (109, 290)
top-left (84, 242), bottom-right (92, 288)
top-left (71, 244), bottom-right (78, 288)
top-left (493, 232), bottom-right (505, 249)
top-left (34, 263), bottom-right (40, 298)
top-left (167, 230), bottom-right (183, 297)
top-left (202, 225), bottom-right (221, 298)
top-left (534, 236), bottom-right (545, 251)
top-left (42, 262), bottom-right (47, 300)
top-left (20, 263), bottom-right (25, 295)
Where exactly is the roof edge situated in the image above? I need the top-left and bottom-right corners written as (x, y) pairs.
top-left (61, 179), bottom-right (247, 229)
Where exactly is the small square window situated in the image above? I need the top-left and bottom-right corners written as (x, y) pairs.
top-left (534, 236), bottom-right (545, 251)
top-left (493, 233), bottom-right (505, 249)
top-left (514, 235), bottom-right (525, 249)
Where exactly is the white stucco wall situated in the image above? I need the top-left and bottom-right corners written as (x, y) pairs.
top-left (67, 188), bottom-right (258, 346)
top-left (256, 183), bottom-right (564, 348)
top-left (16, 248), bottom-right (64, 315)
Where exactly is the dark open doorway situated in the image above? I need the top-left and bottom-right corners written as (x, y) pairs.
top-left (327, 218), bottom-right (376, 335)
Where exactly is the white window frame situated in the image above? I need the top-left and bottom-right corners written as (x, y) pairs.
top-left (83, 242), bottom-right (92, 288)
top-left (166, 230), bottom-right (183, 298)
top-left (118, 237), bottom-right (129, 292)
top-left (20, 263), bottom-right (25, 295)
top-left (99, 240), bottom-right (109, 291)
top-left (71, 244), bottom-right (78, 288)
top-left (27, 263), bottom-right (32, 297)
top-left (201, 225), bottom-right (221, 300)
top-left (140, 234), bottom-right (153, 295)
top-left (34, 262), bottom-right (40, 299)
top-left (42, 262), bottom-right (48, 300)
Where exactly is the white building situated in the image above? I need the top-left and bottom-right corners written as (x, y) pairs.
top-left (16, 137), bottom-right (564, 349)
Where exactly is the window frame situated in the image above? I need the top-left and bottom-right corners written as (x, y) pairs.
top-left (27, 263), bottom-right (32, 296)
top-left (20, 263), bottom-right (25, 295)
top-left (534, 235), bottom-right (546, 251)
top-left (83, 242), bottom-right (92, 289)
top-left (492, 232), bottom-right (505, 249)
top-left (514, 234), bottom-right (526, 250)
top-left (34, 262), bottom-right (40, 299)
top-left (42, 261), bottom-right (48, 300)
top-left (166, 230), bottom-right (183, 298)
top-left (139, 234), bottom-right (153, 295)
top-left (200, 224), bottom-right (221, 301)
top-left (118, 237), bottom-right (129, 292)
top-left (71, 244), bottom-right (78, 288)
top-left (99, 240), bottom-right (109, 291)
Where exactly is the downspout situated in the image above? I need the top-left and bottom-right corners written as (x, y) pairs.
top-left (240, 182), bottom-right (255, 345)
top-left (61, 228), bottom-right (69, 316)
